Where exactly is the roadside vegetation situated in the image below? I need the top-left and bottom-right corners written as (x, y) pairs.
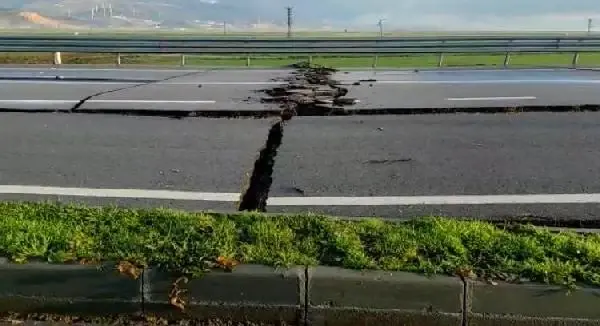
top-left (1, 201), bottom-right (599, 287)
top-left (2, 52), bottom-right (600, 68)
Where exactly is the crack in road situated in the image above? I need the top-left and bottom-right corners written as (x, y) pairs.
top-left (68, 69), bottom-right (209, 114)
top-left (238, 63), bottom-right (353, 212)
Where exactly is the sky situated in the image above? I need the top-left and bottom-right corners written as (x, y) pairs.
top-left (320, 0), bottom-right (600, 30)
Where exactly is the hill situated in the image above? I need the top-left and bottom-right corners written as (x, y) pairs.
top-left (0, 0), bottom-right (360, 29)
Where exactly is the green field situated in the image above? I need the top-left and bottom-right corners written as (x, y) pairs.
top-left (1, 201), bottom-right (599, 287)
top-left (1, 52), bottom-right (599, 68)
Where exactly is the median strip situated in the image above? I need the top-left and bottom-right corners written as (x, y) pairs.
top-left (1, 201), bottom-right (600, 325)
top-left (0, 201), bottom-right (598, 286)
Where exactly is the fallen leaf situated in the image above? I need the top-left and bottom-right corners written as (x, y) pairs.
top-left (117, 261), bottom-right (142, 280)
top-left (215, 256), bottom-right (239, 272)
top-left (169, 276), bottom-right (189, 311)
top-left (455, 267), bottom-right (476, 281)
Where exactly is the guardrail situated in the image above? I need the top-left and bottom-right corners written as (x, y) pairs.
top-left (2, 35), bottom-right (600, 67)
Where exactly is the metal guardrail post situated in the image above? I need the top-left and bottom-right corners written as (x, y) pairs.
top-left (116, 53), bottom-right (121, 66)
top-left (372, 55), bottom-right (378, 69)
top-left (53, 52), bottom-right (62, 65)
top-left (308, 55), bottom-right (312, 65)
top-left (180, 54), bottom-right (186, 66)
top-left (438, 40), bottom-right (446, 67)
top-left (572, 52), bottom-right (580, 67)
top-left (503, 52), bottom-right (511, 67)
top-left (246, 55), bottom-right (251, 67)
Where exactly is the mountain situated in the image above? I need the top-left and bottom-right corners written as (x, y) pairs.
top-left (3, 0), bottom-right (600, 31)
top-left (0, 0), bottom-right (362, 29)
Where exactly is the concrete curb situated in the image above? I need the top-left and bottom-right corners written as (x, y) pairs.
top-left (1, 259), bottom-right (599, 325)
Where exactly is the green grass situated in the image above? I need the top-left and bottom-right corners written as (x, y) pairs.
top-left (2, 52), bottom-right (599, 68)
top-left (1, 201), bottom-right (600, 287)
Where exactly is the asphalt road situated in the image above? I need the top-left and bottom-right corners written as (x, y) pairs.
top-left (269, 114), bottom-right (600, 220)
top-left (1, 110), bottom-right (600, 219)
top-left (2, 67), bottom-right (600, 111)
top-left (3, 67), bottom-right (600, 220)
top-left (0, 113), bottom-right (275, 211)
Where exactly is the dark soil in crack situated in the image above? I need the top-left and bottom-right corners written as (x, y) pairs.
top-left (238, 120), bottom-right (284, 212)
top-left (258, 61), bottom-right (360, 118)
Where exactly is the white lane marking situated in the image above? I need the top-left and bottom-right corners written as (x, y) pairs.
top-left (88, 100), bottom-right (216, 104)
top-left (0, 67), bottom-right (208, 73)
top-left (372, 79), bottom-right (600, 84)
top-left (0, 185), bottom-right (240, 202)
top-left (268, 194), bottom-right (600, 206)
top-left (0, 80), bottom-right (282, 86)
top-left (446, 96), bottom-right (537, 101)
top-left (0, 100), bottom-right (78, 104)
top-left (5, 79), bottom-right (600, 86)
top-left (1, 185), bottom-right (600, 206)
top-left (7, 79), bottom-right (600, 86)
top-left (0, 100), bottom-right (215, 105)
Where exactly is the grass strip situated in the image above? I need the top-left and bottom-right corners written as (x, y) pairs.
top-left (1, 201), bottom-right (599, 287)
top-left (3, 52), bottom-right (600, 68)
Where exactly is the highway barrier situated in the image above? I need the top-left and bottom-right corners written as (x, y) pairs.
top-left (2, 35), bottom-right (600, 67)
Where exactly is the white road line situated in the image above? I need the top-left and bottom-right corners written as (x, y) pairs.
top-left (0, 100), bottom-right (216, 105)
top-left (0, 100), bottom-right (78, 104)
top-left (374, 79), bottom-right (600, 84)
top-left (268, 194), bottom-right (600, 206)
top-left (0, 186), bottom-right (240, 202)
top-left (0, 80), bottom-right (282, 86)
top-left (1, 185), bottom-right (600, 206)
top-left (6, 79), bottom-right (600, 86)
top-left (446, 96), bottom-right (537, 101)
top-left (88, 100), bottom-right (216, 104)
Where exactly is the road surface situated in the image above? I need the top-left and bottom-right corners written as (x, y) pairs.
top-left (2, 67), bottom-right (600, 220)
top-left (2, 67), bottom-right (600, 111)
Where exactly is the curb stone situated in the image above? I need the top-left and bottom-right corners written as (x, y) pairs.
top-left (306, 266), bottom-right (464, 326)
top-left (0, 258), bottom-right (141, 316)
top-left (143, 264), bottom-right (305, 324)
top-left (1, 259), bottom-right (600, 325)
top-left (467, 279), bottom-right (600, 326)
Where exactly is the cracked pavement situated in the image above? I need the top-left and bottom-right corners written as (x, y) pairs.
top-left (3, 66), bottom-right (600, 221)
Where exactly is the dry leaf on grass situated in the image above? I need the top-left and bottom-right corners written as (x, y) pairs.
top-left (117, 261), bottom-right (142, 280)
top-left (215, 256), bottom-right (239, 272)
top-left (455, 267), bottom-right (477, 281)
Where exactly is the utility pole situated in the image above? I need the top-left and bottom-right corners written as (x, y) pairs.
top-left (286, 6), bottom-right (293, 38)
top-left (223, 21), bottom-right (227, 35)
top-left (588, 18), bottom-right (593, 35)
top-left (377, 19), bottom-right (385, 37)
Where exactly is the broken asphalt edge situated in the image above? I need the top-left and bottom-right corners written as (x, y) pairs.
top-left (1, 258), bottom-right (600, 326)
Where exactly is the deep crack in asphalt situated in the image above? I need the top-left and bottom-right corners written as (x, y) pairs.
top-left (238, 120), bottom-right (284, 212)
